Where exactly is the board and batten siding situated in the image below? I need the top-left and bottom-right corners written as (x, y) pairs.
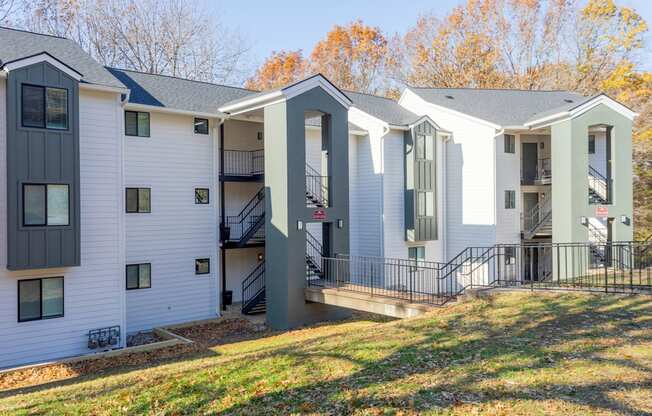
top-left (0, 87), bottom-right (125, 368)
top-left (125, 111), bottom-right (218, 333)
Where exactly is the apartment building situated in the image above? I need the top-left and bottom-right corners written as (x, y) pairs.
top-left (0, 27), bottom-right (635, 368)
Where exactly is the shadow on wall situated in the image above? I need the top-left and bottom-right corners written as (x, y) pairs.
top-left (446, 140), bottom-right (497, 260)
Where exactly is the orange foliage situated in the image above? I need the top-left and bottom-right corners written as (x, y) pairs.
top-left (245, 50), bottom-right (308, 91)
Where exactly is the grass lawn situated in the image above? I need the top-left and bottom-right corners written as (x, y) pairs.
top-left (1, 291), bottom-right (651, 415)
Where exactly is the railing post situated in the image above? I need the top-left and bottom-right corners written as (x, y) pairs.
top-left (629, 241), bottom-right (634, 291)
top-left (603, 246), bottom-right (609, 293)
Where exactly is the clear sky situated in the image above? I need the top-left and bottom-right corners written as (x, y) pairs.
top-left (212, 0), bottom-right (652, 70)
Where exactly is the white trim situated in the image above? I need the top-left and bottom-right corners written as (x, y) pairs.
top-left (218, 75), bottom-right (352, 114)
top-left (349, 106), bottom-right (389, 133)
top-left (80, 83), bottom-right (129, 95)
top-left (2, 53), bottom-right (83, 81)
top-left (399, 88), bottom-right (502, 130)
top-left (524, 95), bottom-right (637, 128)
top-left (124, 103), bottom-right (225, 119)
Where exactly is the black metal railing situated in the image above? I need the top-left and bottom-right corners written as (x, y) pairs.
top-left (305, 163), bottom-right (329, 207)
top-left (241, 262), bottom-right (265, 314)
top-left (536, 158), bottom-right (552, 183)
top-left (223, 188), bottom-right (265, 245)
top-left (307, 241), bottom-right (652, 306)
top-left (588, 165), bottom-right (612, 204)
top-left (222, 149), bottom-right (264, 178)
top-left (306, 230), bottom-right (325, 278)
top-left (523, 195), bottom-right (552, 238)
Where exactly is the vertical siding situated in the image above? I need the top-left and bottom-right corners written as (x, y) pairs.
top-left (0, 88), bottom-right (124, 368)
top-left (125, 112), bottom-right (218, 333)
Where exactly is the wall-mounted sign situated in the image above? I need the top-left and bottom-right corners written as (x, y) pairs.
top-left (596, 206), bottom-right (608, 219)
top-left (312, 209), bottom-right (326, 220)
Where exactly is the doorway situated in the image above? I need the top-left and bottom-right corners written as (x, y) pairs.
top-left (522, 143), bottom-right (538, 183)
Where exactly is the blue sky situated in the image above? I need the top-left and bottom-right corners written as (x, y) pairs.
top-left (212, 0), bottom-right (652, 70)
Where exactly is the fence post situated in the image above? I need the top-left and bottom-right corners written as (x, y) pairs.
top-left (629, 241), bottom-right (634, 291)
top-left (604, 247), bottom-right (609, 293)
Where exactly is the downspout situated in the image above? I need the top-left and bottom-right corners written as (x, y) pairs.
top-left (441, 133), bottom-right (452, 262)
top-left (218, 119), bottom-right (227, 312)
top-left (379, 124), bottom-right (390, 258)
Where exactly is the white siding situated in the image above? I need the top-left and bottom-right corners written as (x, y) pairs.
top-left (589, 131), bottom-right (607, 177)
top-left (0, 88), bottom-right (125, 368)
top-left (349, 134), bottom-right (382, 257)
top-left (125, 111), bottom-right (218, 333)
top-left (495, 133), bottom-right (521, 245)
top-left (400, 90), bottom-right (498, 261)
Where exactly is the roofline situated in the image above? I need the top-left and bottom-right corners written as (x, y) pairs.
top-left (219, 74), bottom-right (352, 115)
top-left (2, 51), bottom-right (83, 81)
top-left (80, 82), bottom-right (129, 95)
top-left (524, 94), bottom-right (637, 128)
top-left (0, 25), bottom-right (68, 40)
top-left (400, 87), bottom-right (501, 130)
top-left (124, 102), bottom-right (227, 119)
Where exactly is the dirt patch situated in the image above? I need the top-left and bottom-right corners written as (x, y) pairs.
top-left (170, 318), bottom-right (266, 346)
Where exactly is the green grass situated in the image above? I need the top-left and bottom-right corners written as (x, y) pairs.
top-left (2, 291), bottom-right (652, 415)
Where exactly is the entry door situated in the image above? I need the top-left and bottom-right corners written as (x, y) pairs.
top-left (522, 143), bottom-right (538, 183)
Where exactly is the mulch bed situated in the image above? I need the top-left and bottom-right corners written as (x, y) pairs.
top-left (171, 318), bottom-right (266, 346)
top-left (127, 331), bottom-right (163, 347)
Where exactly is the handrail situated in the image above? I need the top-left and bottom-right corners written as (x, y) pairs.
top-left (305, 163), bottom-right (329, 208)
top-left (524, 195), bottom-right (552, 236)
top-left (588, 165), bottom-right (610, 203)
top-left (222, 149), bottom-right (264, 177)
top-left (224, 188), bottom-right (265, 243)
top-left (536, 158), bottom-right (551, 182)
top-left (241, 262), bottom-right (265, 313)
top-left (306, 230), bottom-right (325, 277)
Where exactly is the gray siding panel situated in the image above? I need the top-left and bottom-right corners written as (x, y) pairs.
top-left (6, 61), bottom-right (80, 270)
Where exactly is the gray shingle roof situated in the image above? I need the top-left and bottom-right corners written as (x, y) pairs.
top-left (0, 27), bottom-right (124, 88)
top-left (409, 88), bottom-right (586, 127)
top-left (107, 68), bottom-right (255, 114)
top-left (345, 91), bottom-right (421, 126)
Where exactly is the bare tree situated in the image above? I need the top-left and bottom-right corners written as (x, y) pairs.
top-left (0, 0), bottom-right (17, 24)
top-left (18, 0), bottom-right (251, 85)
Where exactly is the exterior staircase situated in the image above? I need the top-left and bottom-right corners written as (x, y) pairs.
top-left (523, 195), bottom-right (552, 240)
top-left (306, 230), bottom-right (325, 279)
top-left (223, 188), bottom-right (265, 248)
top-left (588, 166), bottom-right (610, 204)
top-left (305, 163), bottom-right (329, 208)
top-left (241, 262), bottom-right (266, 315)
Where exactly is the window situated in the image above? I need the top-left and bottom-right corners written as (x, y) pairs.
top-left (195, 188), bottom-right (209, 204)
top-left (126, 263), bottom-right (151, 290)
top-left (21, 85), bottom-right (68, 130)
top-left (194, 118), bottom-right (209, 135)
top-left (417, 191), bottom-right (435, 217)
top-left (195, 258), bottom-right (210, 275)
top-left (408, 246), bottom-right (425, 261)
top-left (504, 190), bottom-right (516, 209)
top-left (504, 247), bottom-right (516, 265)
top-left (504, 134), bottom-right (515, 153)
top-left (23, 184), bottom-right (69, 226)
top-left (588, 134), bottom-right (596, 154)
top-left (125, 111), bottom-right (150, 137)
top-left (18, 277), bottom-right (64, 322)
top-left (415, 135), bottom-right (434, 160)
top-left (126, 188), bottom-right (151, 213)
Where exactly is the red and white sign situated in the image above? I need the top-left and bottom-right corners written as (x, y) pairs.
top-left (312, 209), bottom-right (326, 220)
top-left (596, 206), bottom-right (609, 219)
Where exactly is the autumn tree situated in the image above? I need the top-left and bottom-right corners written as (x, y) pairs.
top-left (245, 50), bottom-right (308, 91)
top-left (310, 20), bottom-right (388, 94)
top-left (11, 0), bottom-right (251, 84)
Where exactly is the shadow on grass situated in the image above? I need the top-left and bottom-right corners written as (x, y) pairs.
top-left (220, 293), bottom-right (652, 415)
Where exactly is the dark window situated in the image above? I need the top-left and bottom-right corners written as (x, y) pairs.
top-left (417, 191), bottom-right (435, 217)
top-left (18, 277), bottom-right (64, 322)
top-left (504, 190), bottom-right (516, 209)
top-left (21, 85), bottom-right (68, 130)
top-left (195, 258), bottom-right (210, 275)
top-left (125, 111), bottom-right (150, 137)
top-left (408, 246), bottom-right (425, 261)
top-left (194, 118), bottom-right (209, 135)
top-left (125, 188), bottom-right (151, 213)
top-left (588, 134), bottom-right (596, 154)
top-left (23, 184), bottom-right (70, 226)
top-left (504, 247), bottom-right (516, 265)
top-left (126, 263), bottom-right (151, 290)
top-left (195, 188), bottom-right (209, 204)
top-left (504, 134), bottom-right (515, 153)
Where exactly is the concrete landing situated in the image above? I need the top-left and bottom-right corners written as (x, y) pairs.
top-left (304, 287), bottom-right (438, 318)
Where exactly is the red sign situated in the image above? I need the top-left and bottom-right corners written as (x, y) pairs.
top-left (312, 209), bottom-right (326, 220)
top-left (596, 206), bottom-right (609, 219)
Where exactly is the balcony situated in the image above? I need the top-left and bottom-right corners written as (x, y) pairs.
top-left (221, 149), bottom-right (264, 181)
top-left (522, 158), bottom-right (551, 185)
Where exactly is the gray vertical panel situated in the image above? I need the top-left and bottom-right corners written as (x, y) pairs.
top-left (412, 120), bottom-right (438, 242)
top-left (6, 61), bottom-right (80, 270)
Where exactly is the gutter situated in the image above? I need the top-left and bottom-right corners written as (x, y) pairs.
top-left (124, 103), bottom-right (227, 119)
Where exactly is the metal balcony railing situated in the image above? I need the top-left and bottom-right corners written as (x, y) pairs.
top-left (222, 149), bottom-right (264, 178)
